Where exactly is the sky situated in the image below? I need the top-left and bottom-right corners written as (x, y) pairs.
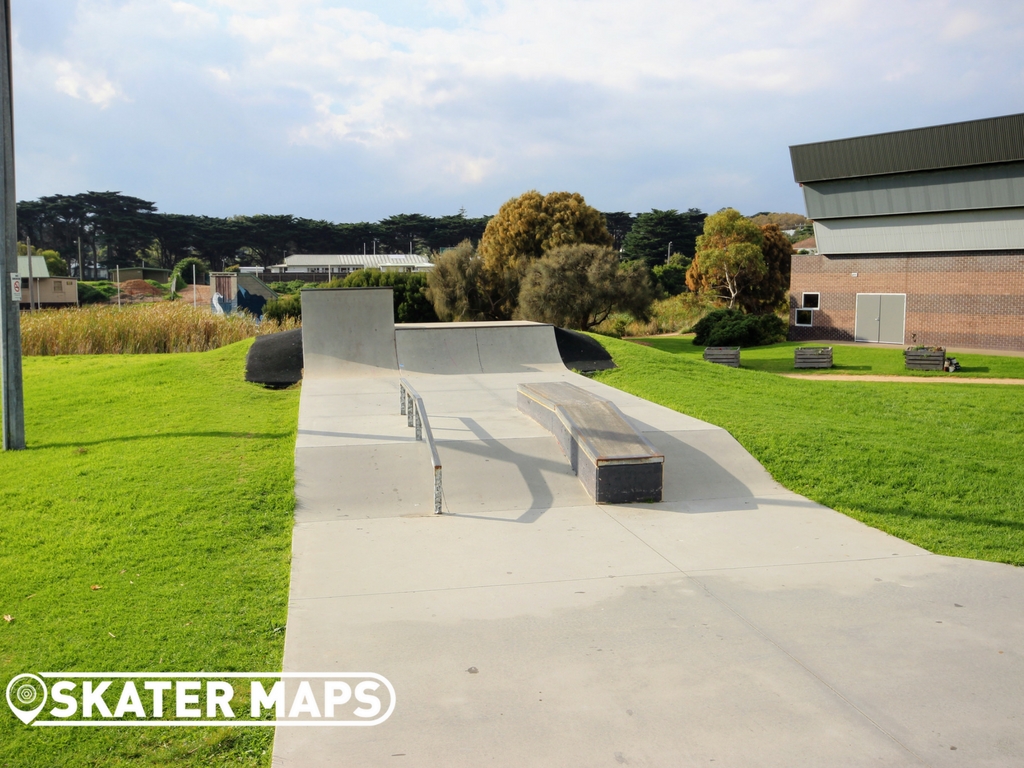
top-left (11, 0), bottom-right (1024, 222)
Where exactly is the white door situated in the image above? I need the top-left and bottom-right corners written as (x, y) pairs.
top-left (855, 294), bottom-right (906, 344)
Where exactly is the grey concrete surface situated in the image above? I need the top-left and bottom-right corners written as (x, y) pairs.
top-left (277, 296), bottom-right (1024, 767)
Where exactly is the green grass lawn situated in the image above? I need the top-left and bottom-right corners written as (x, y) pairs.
top-left (636, 335), bottom-right (1024, 378)
top-left (593, 336), bottom-right (1024, 566)
top-left (0, 340), bottom-right (298, 766)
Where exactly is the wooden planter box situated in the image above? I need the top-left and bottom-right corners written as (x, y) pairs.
top-left (703, 347), bottom-right (740, 367)
top-left (904, 347), bottom-right (945, 371)
top-left (794, 346), bottom-right (833, 368)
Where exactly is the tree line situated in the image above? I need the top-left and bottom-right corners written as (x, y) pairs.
top-left (15, 192), bottom-right (493, 275)
top-left (16, 191), bottom-right (712, 277)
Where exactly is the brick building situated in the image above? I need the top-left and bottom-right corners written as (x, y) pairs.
top-left (788, 114), bottom-right (1024, 352)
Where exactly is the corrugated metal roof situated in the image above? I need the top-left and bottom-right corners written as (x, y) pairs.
top-left (17, 256), bottom-right (50, 278)
top-left (282, 253), bottom-right (433, 268)
top-left (790, 113), bottom-right (1024, 183)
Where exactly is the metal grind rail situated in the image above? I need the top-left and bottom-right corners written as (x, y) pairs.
top-left (399, 378), bottom-right (443, 514)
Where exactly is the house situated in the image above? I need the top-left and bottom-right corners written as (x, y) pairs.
top-left (788, 113), bottom-right (1024, 351)
top-left (17, 256), bottom-right (79, 308)
top-left (266, 253), bottom-right (434, 281)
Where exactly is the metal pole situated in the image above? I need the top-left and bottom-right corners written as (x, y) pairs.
top-left (192, 264), bottom-right (196, 308)
top-left (77, 234), bottom-right (82, 279)
top-left (26, 237), bottom-right (33, 311)
top-left (0, 0), bottom-right (25, 449)
top-left (116, 265), bottom-right (120, 306)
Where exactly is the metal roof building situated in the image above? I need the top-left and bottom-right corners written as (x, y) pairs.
top-left (269, 253), bottom-right (434, 274)
top-left (787, 114), bottom-right (1024, 351)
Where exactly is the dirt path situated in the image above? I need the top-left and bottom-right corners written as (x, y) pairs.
top-left (781, 374), bottom-right (1024, 385)
top-left (178, 284), bottom-right (210, 304)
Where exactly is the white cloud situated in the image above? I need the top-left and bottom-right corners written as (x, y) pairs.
top-left (941, 11), bottom-right (989, 41)
top-left (52, 61), bottom-right (121, 108)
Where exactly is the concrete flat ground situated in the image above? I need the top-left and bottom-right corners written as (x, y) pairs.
top-left (276, 371), bottom-right (1023, 767)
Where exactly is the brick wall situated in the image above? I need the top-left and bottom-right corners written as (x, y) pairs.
top-left (789, 250), bottom-right (1024, 351)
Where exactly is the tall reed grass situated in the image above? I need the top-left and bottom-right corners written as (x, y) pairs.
top-left (20, 303), bottom-right (301, 355)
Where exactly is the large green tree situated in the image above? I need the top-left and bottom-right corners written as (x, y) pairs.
top-left (518, 244), bottom-right (654, 330)
top-left (735, 223), bottom-right (793, 314)
top-left (478, 190), bottom-right (613, 320)
top-left (685, 209), bottom-right (766, 310)
top-left (621, 208), bottom-right (706, 268)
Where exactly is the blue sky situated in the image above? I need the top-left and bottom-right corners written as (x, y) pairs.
top-left (12, 0), bottom-right (1024, 221)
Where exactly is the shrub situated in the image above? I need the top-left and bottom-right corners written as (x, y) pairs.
top-left (652, 263), bottom-right (688, 296)
top-left (691, 308), bottom-right (787, 348)
top-left (263, 293), bottom-right (302, 323)
top-left (518, 246), bottom-right (654, 330)
top-left (269, 280), bottom-right (307, 295)
top-left (171, 256), bottom-right (211, 288)
top-left (78, 281), bottom-right (118, 305)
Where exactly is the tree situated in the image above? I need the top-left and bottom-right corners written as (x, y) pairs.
top-left (652, 263), bottom-right (688, 296)
top-left (478, 190), bottom-right (613, 319)
top-left (79, 191), bottom-right (158, 266)
top-left (685, 209), bottom-right (765, 309)
top-left (749, 212), bottom-right (807, 231)
top-left (601, 211), bottom-right (635, 251)
top-left (735, 223), bottom-right (792, 314)
top-left (517, 244), bottom-right (654, 330)
top-left (425, 241), bottom-right (486, 321)
top-left (621, 208), bottom-right (706, 269)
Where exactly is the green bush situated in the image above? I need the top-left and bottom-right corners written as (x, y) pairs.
top-left (77, 281), bottom-right (118, 305)
top-left (691, 308), bottom-right (787, 348)
top-left (172, 256), bottom-right (210, 286)
top-left (263, 293), bottom-right (302, 323)
top-left (269, 280), bottom-right (307, 295)
top-left (652, 263), bottom-right (688, 296)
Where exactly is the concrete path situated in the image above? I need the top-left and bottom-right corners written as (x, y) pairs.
top-left (782, 373), bottom-right (1024, 385)
top-left (275, 293), bottom-right (1024, 767)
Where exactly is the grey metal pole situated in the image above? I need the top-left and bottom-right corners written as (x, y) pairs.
top-left (26, 236), bottom-right (33, 311)
top-left (0, 0), bottom-right (24, 450)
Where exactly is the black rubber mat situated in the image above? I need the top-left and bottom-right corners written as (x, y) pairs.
top-left (245, 329), bottom-right (303, 388)
top-left (553, 327), bottom-right (616, 372)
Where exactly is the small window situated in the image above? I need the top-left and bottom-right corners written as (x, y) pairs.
top-left (53, 280), bottom-right (63, 293)
top-left (802, 292), bottom-right (820, 309)
top-left (795, 309), bottom-right (814, 326)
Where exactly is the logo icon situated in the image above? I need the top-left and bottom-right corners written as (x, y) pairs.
top-left (6, 674), bottom-right (48, 725)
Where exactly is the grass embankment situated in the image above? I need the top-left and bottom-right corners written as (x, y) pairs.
top-left (0, 340), bottom-right (298, 766)
top-left (592, 336), bottom-right (1024, 566)
top-left (638, 335), bottom-right (1024, 378)
top-left (20, 303), bottom-right (300, 355)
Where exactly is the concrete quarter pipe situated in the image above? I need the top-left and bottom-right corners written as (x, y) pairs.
top-left (276, 288), bottom-right (1024, 767)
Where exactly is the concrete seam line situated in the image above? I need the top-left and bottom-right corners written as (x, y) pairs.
top-left (685, 573), bottom-right (933, 766)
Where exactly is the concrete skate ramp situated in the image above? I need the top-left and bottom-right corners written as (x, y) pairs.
top-left (301, 287), bottom-right (398, 378)
top-left (395, 321), bottom-right (565, 374)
